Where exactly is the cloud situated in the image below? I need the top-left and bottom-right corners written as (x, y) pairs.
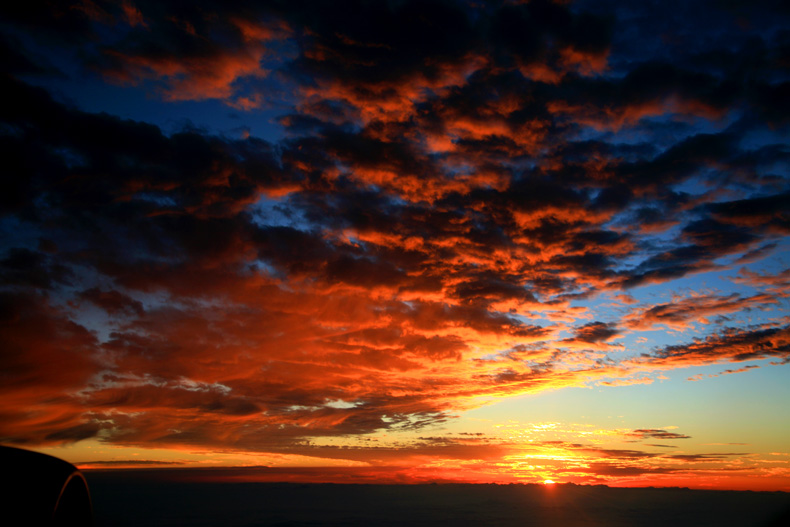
top-left (78, 459), bottom-right (184, 467)
top-left (599, 377), bottom-right (653, 387)
top-left (624, 293), bottom-right (778, 330)
top-left (559, 321), bottom-right (623, 352)
top-left (78, 287), bottom-right (145, 317)
top-left (626, 429), bottom-right (691, 441)
top-left (663, 453), bottom-right (743, 462)
top-left (686, 364), bottom-right (760, 382)
top-left (1, 69), bottom-right (787, 449)
top-left (733, 267), bottom-right (790, 295)
top-left (0, 291), bottom-right (101, 444)
top-left (635, 325), bottom-right (790, 369)
top-left (0, 248), bottom-right (73, 289)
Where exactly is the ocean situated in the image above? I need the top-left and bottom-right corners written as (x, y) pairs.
top-left (86, 470), bottom-right (790, 527)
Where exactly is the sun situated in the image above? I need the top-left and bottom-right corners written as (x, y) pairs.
top-left (543, 479), bottom-right (556, 485)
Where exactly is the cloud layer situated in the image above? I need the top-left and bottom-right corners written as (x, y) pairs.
top-left (1, 0), bottom-right (789, 488)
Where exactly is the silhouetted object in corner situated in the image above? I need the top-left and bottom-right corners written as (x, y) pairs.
top-left (0, 445), bottom-right (92, 526)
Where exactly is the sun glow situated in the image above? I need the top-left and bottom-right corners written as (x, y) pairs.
top-left (543, 479), bottom-right (556, 485)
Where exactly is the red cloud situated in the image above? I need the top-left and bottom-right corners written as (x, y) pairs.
top-left (0, 292), bottom-right (101, 444)
top-left (100, 13), bottom-right (289, 105)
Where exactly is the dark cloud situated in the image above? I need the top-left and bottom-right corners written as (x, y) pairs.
top-left (581, 463), bottom-right (676, 477)
top-left (44, 423), bottom-right (101, 442)
top-left (79, 460), bottom-right (184, 466)
top-left (287, 0), bottom-right (476, 84)
top-left (705, 192), bottom-right (790, 234)
top-left (78, 287), bottom-right (145, 317)
top-left (488, 0), bottom-right (612, 68)
top-left (570, 322), bottom-right (620, 344)
top-left (664, 453), bottom-right (743, 462)
top-left (0, 248), bottom-right (72, 289)
top-left (627, 429), bottom-right (691, 440)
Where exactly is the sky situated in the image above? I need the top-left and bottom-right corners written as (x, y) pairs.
top-left (1, 0), bottom-right (789, 491)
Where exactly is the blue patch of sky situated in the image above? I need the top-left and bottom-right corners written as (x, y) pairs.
top-left (246, 259), bottom-right (282, 280)
top-left (0, 216), bottom-right (43, 253)
top-left (344, 235), bottom-right (368, 251)
top-left (66, 307), bottom-right (116, 343)
top-left (671, 173), bottom-right (726, 200)
top-left (477, 361), bottom-right (790, 442)
top-left (737, 130), bottom-right (790, 170)
top-left (249, 194), bottom-right (311, 230)
top-left (590, 261), bottom-right (787, 353)
top-left (132, 192), bottom-right (178, 208)
top-left (627, 268), bottom-right (737, 301)
top-left (42, 264), bottom-right (160, 342)
top-left (41, 74), bottom-right (288, 141)
top-left (67, 285), bottom-right (227, 344)
top-left (558, 121), bottom-right (604, 143)
top-left (640, 363), bottom-right (790, 444)
top-left (628, 285), bottom-right (782, 338)
top-left (739, 242), bottom-right (790, 274)
top-left (609, 225), bottom-right (688, 273)
top-left (50, 146), bottom-right (88, 169)
top-left (713, 269), bottom-right (771, 297)
top-left (728, 242), bottom-right (788, 270)
top-left (622, 119), bottom-right (728, 154)
top-left (444, 161), bottom-right (475, 179)
top-left (13, 24), bottom-right (296, 143)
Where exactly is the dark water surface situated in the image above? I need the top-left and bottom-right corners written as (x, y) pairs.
top-left (86, 471), bottom-right (790, 527)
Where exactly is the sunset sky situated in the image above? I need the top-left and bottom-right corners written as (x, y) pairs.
top-left (1, 0), bottom-right (789, 491)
